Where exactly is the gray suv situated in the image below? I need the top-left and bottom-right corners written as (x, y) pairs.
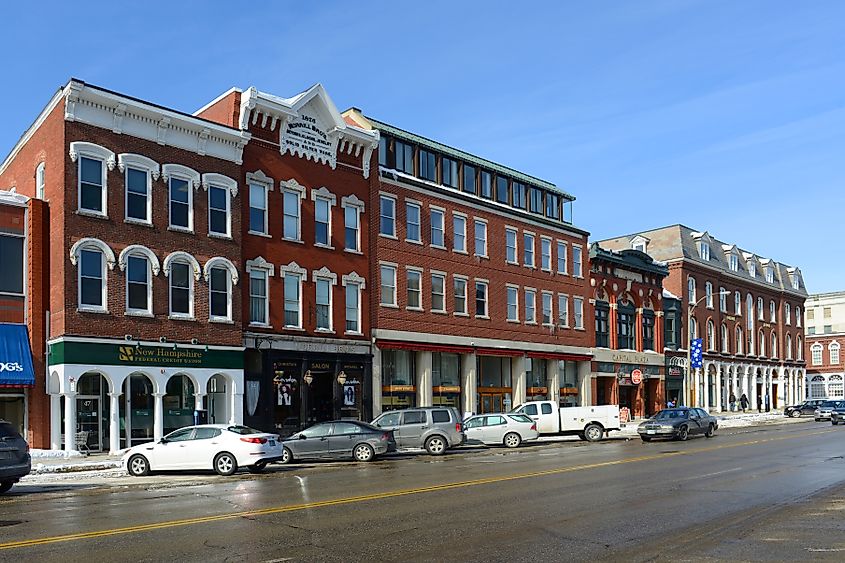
top-left (372, 407), bottom-right (464, 455)
top-left (0, 420), bottom-right (31, 493)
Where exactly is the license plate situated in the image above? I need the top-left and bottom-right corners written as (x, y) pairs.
top-left (269, 440), bottom-right (276, 447)
top-left (647, 430), bottom-right (656, 435)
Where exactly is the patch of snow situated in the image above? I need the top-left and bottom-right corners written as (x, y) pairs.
top-left (30, 449), bottom-right (85, 459)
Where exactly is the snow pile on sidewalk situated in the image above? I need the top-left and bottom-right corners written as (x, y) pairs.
top-left (31, 459), bottom-right (124, 475)
top-left (30, 448), bottom-right (85, 459)
top-left (716, 412), bottom-right (790, 428)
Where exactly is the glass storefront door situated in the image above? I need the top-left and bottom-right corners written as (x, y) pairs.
top-left (77, 396), bottom-right (101, 452)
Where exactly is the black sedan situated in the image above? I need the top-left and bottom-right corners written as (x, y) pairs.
top-left (637, 408), bottom-right (718, 442)
top-left (830, 406), bottom-right (845, 426)
top-left (0, 420), bottom-right (30, 493)
top-left (279, 420), bottom-right (396, 464)
top-left (784, 400), bottom-right (827, 418)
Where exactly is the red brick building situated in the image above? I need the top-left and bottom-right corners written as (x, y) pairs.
top-left (197, 85), bottom-right (379, 433)
top-left (600, 225), bottom-right (807, 412)
top-left (803, 292), bottom-right (842, 400)
top-left (343, 111), bottom-right (593, 417)
top-left (0, 80), bottom-right (249, 451)
top-left (589, 243), bottom-right (669, 419)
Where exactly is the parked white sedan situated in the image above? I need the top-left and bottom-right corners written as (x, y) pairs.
top-left (462, 413), bottom-right (539, 448)
top-left (124, 424), bottom-right (283, 476)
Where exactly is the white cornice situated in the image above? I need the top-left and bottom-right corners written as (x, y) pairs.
top-left (0, 188), bottom-right (29, 207)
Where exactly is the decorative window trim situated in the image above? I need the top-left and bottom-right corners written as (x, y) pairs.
top-left (70, 238), bottom-right (114, 313)
top-left (281, 264), bottom-right (306, 330)
top-left (165, 258), bottom-right (196, 320)
top-left (201, 172), bottom-right (238, 196)
top-left (70, 142), bottom-right (116, 169)
top-left (281, 179), bottom-right (306, 242)
top-left (161, 164), bottom-right (201, 188)
top-left (311, 186), bottom-right (337, 205)
top-left (69, 238), bottom-right (116, 269)
top-left (314, 274), bottom-right (336, 333)
top-left (312, 188), bottom-right (336, 249)
top-left (246, 256), bottom-right (275, 277)
top-left (71, 142), bottom-right (114, 217)
top-left (312, 266), bottom-right (338, 285)
top-left (342, 275), bottom-right (364, 335)
top-left (118, 245), bottom-right (161, 276)
top-left (162, 251), bottom-right (202, 281)
top-left (204, 256), bottom-right (239, 285)
top-left (341, 271), bottom-right (367, 290)
top-left (118, 153), bottom-right (160, 179)
top-left (280, 261), bottom-right (308, 281)
top-left (247, 262), bottom-right (272, 328)
top-left (204, 177), bottom-right (235, 238)
top-left (246, 170), bottom-right (275, 190)
top-left (164, 164), bottom-right (200, 232)
top-left (341, 193), bottom-right (365, 211)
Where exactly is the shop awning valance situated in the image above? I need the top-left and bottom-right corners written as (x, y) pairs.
top-left (0, 323), bottom-right (36, 388)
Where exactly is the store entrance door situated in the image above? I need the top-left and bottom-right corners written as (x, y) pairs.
top-left (306, 371), bottom-right (335, 425)
top-left (77, 396), bottom-right (102, 452)
top-left (478, 392), bottom-right (505, 414)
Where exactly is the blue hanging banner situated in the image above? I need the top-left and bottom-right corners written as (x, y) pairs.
top-left (0, 323), bottom-right (36, 388)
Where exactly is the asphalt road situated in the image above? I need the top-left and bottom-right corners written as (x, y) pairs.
top-left (2, 420), bottom-right (844, 562)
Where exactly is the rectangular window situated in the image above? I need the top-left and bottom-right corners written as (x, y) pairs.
top-left (378, 137), bottom-right (388, 166)
top-left (496, 176), bottom-right (509, 204)
top-left (407, 269), bottom-right (422, 309)
top-left (442, 157), bottom-right (458, 188)
top-left (36, 162), bottom-right (45, 200)
top-left (557, 241), bottom-right (568, 274)
top-left (284, 274), bottom-right (301, 328)
top-left (454, 277), bottom-right (468, 315)
top-left (474, 220), bottom-right (487, 257)
top-left (395, 140), bottom-right (413, 174)
top-left (572, 246), bottom-right (583, 277)
top-left (209, 267), bottom-right (229, 320)
top-left (573, 296), bottom-right (584, 329)
top-left (642, 313), bottom-right (655, 351)
top-left (525, 289), bottom-right (536, 323)
top-left (558, 294), bottom-right (569, 327)
top-left (344, 205), bottom-right (360, 251)
top-left (405, 202), bottom-right (421, 242)
top-left (506, 228), bottom-right (518, 263)
top-left (595, 305), bottom-right (609, 346)
top-left (463, 164), bottom-right (476, 194)
top-left (249, 183), bottom-right (268, 234)
top-left (506, 286), bottom-right (519, 322)
top-left (719, 287), bottom-right (727, 312)
top-left (431, 208), bottom-right (445, 247)
top-left (512, 182), bottom-right (526, 209)
top-left (126, 256), bottom-right (149, 313)
top-left (125, 167), bottom-right (149, 222)
top-left (380, 265), bottom-right (397, 306)
top-left (345, 283), bottom-right (360, 333)
top-left (209, 185), bottom-right (229, 236)
top-left (419, 149), bottom-right (436, 181)
top-left (431, 273), bottom-right (446, 312)
top-left (812, 347), bottom-right (822, 365)
top-left (0, 235), bottom-right (24, 295)
top-left (79, 156), bottom-right (104, 213)
top-left (540, 238), bottom-right (552, 271)
top-left (475, 281), bottom-right (488, 317)
top-left (524, 233), bottom-right (535, 267)
top-left (529, 187), bottom-right (543, 213)
top-left (169, 177), bottom-right (190, 229)
top-left (380, 195), bottom-right (396, 237)
top-left (480, 171), bottom-right (492, 198)
top-left (315, 197), bottom-right (331, 246)
top-left (249, 270), bottom-right (268, 325)
top-left (169, 262), bottom-right (191, 316)
top-left (617, 308), bottom-right (635, 349)
top-left (283, 190), bottom-right (300, 240)
top-left (316, 278), bottom-right (332, 330)
top-left (453, 215), bottom-right (467, 252)
top-left (542, 292), bottom-right (553, 325)
top-left (735, 291), bottom-right (741, 315)
top-left (546, 193), bottom-right (560, 219)
top-left (785, 305), bottom-right (791, 325)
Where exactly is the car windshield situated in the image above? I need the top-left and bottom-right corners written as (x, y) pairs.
top-left (653, 409), bottom-right (688, 420)
top-left (226, 425), bottom-right (263, 435)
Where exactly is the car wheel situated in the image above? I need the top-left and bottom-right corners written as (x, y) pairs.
top-left (503, 432), bottom-right (522, 449)
top-left (677, 426), bottom-right (689, 441)
top-left (279, 447), bottom-right (293, 464)
top-left (790, 410), bottom-right (801, 418)
top-left (127, 454), bottom-right (150, 477)
top-left (353, 443), bottom-right (375, 462)
top-left (0, 481), bottom-right (13, 494)
top-left (247, 461), bottom-right (268, 474)
top-left (705, 424), bottom-right (715, 438)
top-left (641, 436), bottom-right (652, 443)
top-left (584, 423), bottom-right (603, 442)
top-left (214, 452), bottom-right (238, 476)
top-left (425, 435), bottom-right (447, 455)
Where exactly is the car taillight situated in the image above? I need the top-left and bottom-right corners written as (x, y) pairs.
top-left (456, 423), bottom-right (462, 432)
top-left (530, 423), bottom-right (537, 431)
top-left (240, 437), bottom-right (268, 444)
top-left (382, 432), bottom-right (390, 441)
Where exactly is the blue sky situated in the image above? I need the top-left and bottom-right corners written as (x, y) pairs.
top-left (2, 1), bottom-right (842, 292)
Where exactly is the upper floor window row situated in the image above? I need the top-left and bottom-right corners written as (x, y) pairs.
top-left (69, 142), bottom-right (238, 238)
top-left (377, 135), bottom-right (573, 224)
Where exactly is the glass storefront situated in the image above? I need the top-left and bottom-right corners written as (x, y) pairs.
top-left (526, 358), bottom-right (548, 401)
top-left (478, 355), bottom-right (512, 413)
top-left (559, 360), bottom-right (580, 406)
top-left (432, 352), bottom-right (461, 408)
top-left (163, 375), bottom-right (196, 434)
top-left (121, 373), bottom-right (154, 447)
top-left (382, 350), bottom-right (416, 411)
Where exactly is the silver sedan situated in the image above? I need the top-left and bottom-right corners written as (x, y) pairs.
top-left (463, 413), bottom-right (539, 448)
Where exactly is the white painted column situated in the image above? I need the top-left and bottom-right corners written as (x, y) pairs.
top-left (578, 362), bottom-right (592, 407)
top-left (108, 392), bottom-right (121, 454)
top-left (153, 392), bottom-right (165, 442)
top-left (750, 368), bottom-right (759, 411)
top-left (702, 367), bottom-right (710, 410)
top-left (547, 361), bottom-right (560, 404)
top-left (461, 353), bottom-right (477, 417)
top-left (512, 356), bottom-right (527, 408)
top-left (372, 345), bottom-right (383, 418)
top-left (801, 370), bottom-right (806, 401)
top-left (49, 394), bottom-right (62, 450)
top-left (416, 351), bottom-right (433, 407)
top-left (231, 392), bottom-right (244, 424)
top-left (767, 370), bottom-right (774, 411)
top-left (63, 392), bottom-right (77, 452)
top-left (714, 367), bottom-right (722, 412)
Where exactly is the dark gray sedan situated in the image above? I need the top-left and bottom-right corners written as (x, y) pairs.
top-left (637, 408), bottom-right (718, 442)
top-left (0, 420), bottom-right (30, 493)
top-left (279, 421), bottom-right (396, 464)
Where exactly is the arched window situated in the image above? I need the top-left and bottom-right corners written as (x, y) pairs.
top-left (734, 291), bottom-right (741, 315)
top-left (69, 238), bottom-right (116, 313)
top-left (119, 245), bottom-right (160, 316)
top-left (796, 307), bottom-right (802, 328)
top-left (810, 375), bottom-right (826, 399)
top-left (829, 374), bottom-right (844, 398)
top-left (689, 316), bottom-right (698, 341)
top-left (785, 304), bottom-right (791, 325)
top-left (758, 329), bottom-right (766, 357)
top-left (811, 343), bottom-right (823, 366)
top-left (707, 319), bottom-right (715, 351)
top-left (771, 332), bottom-right (778, 359)
top-left (163, 252), bottom-right (201, 319)
top-left (786, 334), bottom-right (793, 359)
top-left (769, 300), bottom-right (776, 323)
top-left (204, 257), bottom-right (240, 322)
top-left (688, 276), bottom-right (696, 303)
top-left (70, 142), bottom-right (115, 216)
top-left (757, 297), bottom-right (764, 321)
top-left (705, 282), bottom-right (713, 308)
top-left (797, 336), bottom-right (803, 360)
top-left (719, 287), bottom-right (727, 312)
top-left (735, 326), bottom-right (744, 355)
top-left (829, 341), bottom-right (840, 365)
top-left (721, 323), bottom-right (728, 353)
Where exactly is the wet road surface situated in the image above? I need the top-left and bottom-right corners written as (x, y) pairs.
top-left (2, 421), bottom-right (844, 562)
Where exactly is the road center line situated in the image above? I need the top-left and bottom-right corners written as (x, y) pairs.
top-left (0, 428), bottom-right (834, 551)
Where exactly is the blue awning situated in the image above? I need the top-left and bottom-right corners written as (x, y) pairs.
top-left (0, 323), bottom-right (36, 388)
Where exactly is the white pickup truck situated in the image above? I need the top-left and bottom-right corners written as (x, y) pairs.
top-left (511, 401), bottom-right (621, 442)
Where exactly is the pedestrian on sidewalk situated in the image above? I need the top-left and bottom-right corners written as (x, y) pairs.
top-left (729, 392), bottom-right (736, 412)
top-left (757, 394), bottom-right (762, 413)
top-left (667, 398), bottom-right (675, 408)
top-left (739, 393), bottom-right (749, 413)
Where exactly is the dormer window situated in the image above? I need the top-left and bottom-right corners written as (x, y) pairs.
top-left (633, 242), bottom-right (646, 252)
top-left (765, 267), bottom-right (774, 283)
top-left (729, 254), bottom-right (738, 272)
top-left (631, 236), bottom-right (649, 254)
top-left (790, 273), bottom-right (800, 290)
top-left (697, 242), bottom-right (710, 261)
top-left (748, 262), bottom-right (756, 278)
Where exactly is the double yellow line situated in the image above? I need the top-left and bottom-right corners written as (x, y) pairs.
top-left (1, 428), bottom-right (832, 550)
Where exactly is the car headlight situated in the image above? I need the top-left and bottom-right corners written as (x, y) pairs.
top-left (660, 425), bottom-right (674, 430)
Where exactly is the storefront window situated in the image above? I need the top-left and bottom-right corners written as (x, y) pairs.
top-left (124, 373), bottom-right (154, 446)
top-left (526, 358), bottom-right (548, 400)
top-left (559, 361), bottom-right (580, 406)
top-left (479, 356), bottom-right (512, 388)
top-left (0, 395), bottom-right (25, 435)
top-left (432, 352), bottom-right (461, 408)
top-left (163, 375), bottom-right (195, 434)
top-left (382, 350), bottom-right (416, 411)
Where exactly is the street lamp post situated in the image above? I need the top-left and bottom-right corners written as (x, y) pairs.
top-left (686, 290), bottom-right (731, 407)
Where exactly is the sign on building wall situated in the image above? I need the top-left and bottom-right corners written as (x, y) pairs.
top-left (48, 341), bottom-right (242, 370)
top-left (280, 104), bottom-right (338, 167)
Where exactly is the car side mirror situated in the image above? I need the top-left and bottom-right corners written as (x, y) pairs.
top-left (159, 438), bottom-right (168, 444)
top-left (298, 434), bottom-right (307, 440)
